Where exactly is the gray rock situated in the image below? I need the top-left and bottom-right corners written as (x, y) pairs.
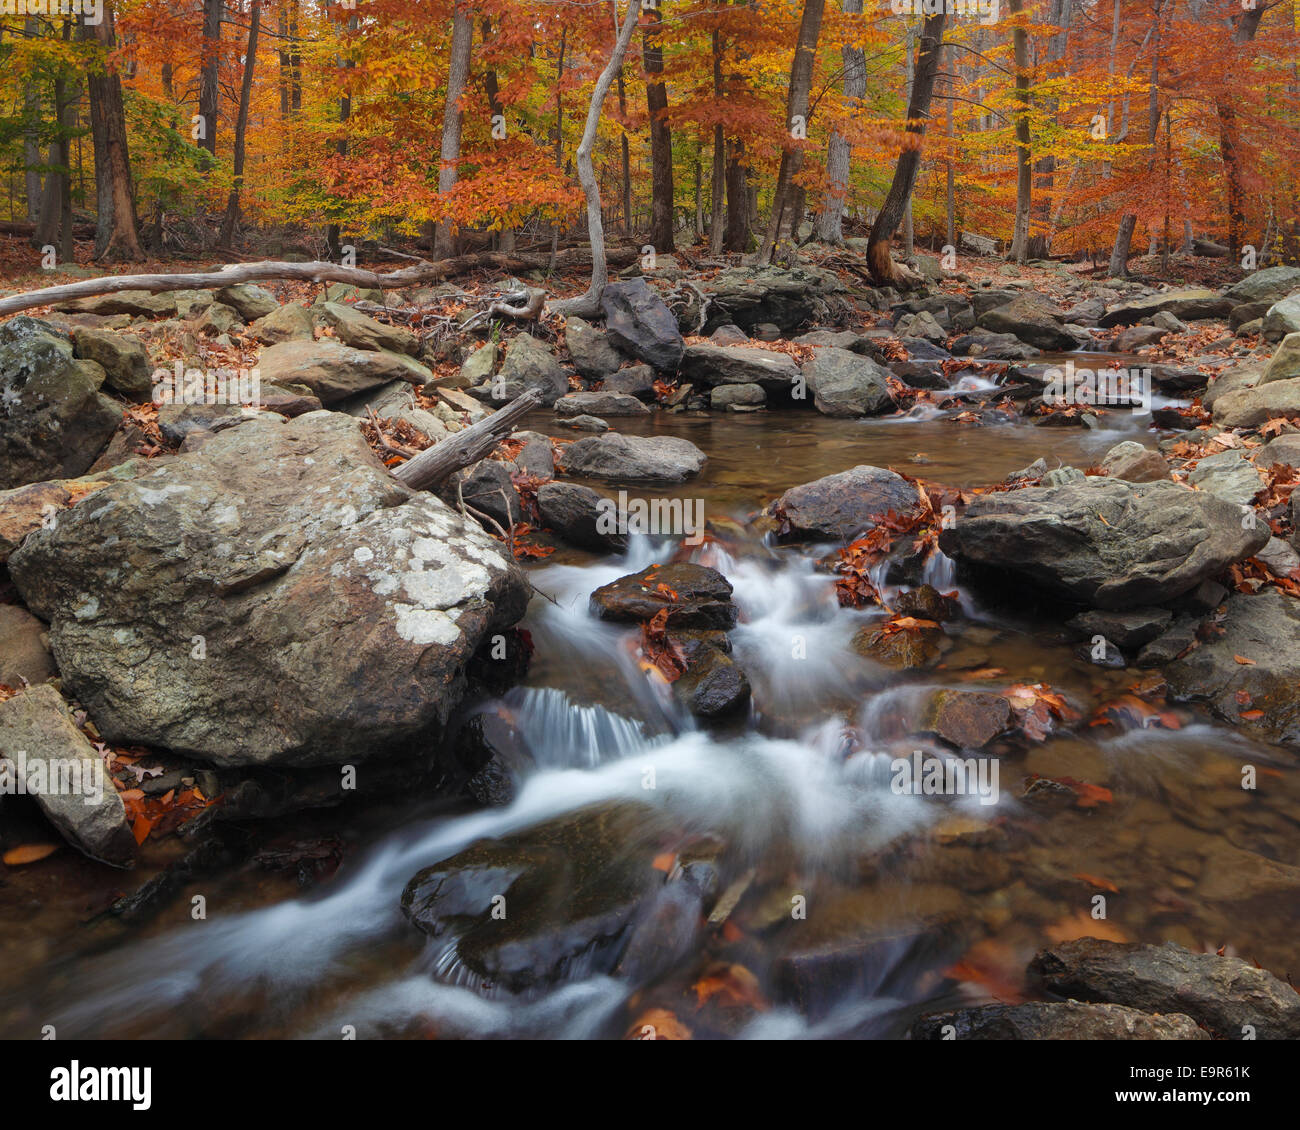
top-left (315, 301), bottom-right (418, 355)
top-left (1113, 324), bottom-right (1169, 352)
top-left (492, 333), bottom-right (568, 406)
top-left (699, 265), bottom-right (842, 334)
top-left (1262, 294), bottom-right (1300, 341)
top-left (894, 310), bottom-right (947, 344)
top-left (457, 342), bottom-right (498, 387)
top-left (711, 383), bottom-right (765, 410)
top-left (1099, 289), bottom-right (1233, 328)
top-left (1151, 309), bottom-right (1189, 333)
top-left (1031, 938), bottom-right (1300, 1040)
top-left (214, 284), bottom-right (280, 322)
top-left (71, 328), bottom-right (152, 400)
top-left (1166, 589), bottom-right (1300, 744)
top-left (976, 293), bottom-right (1077, 350)
top-left (1065, 607), bottom-right (1172, 648)
top-left (679, 343), bottom-right (800, 390)
top-left (560, 433), bottom-right (705, 484)
top-left (562, 414), bottom-right (609, 432)
top-left (249, 302), bottom-right (315, 345)
top-left (195, 301), bottom-right (243, 338)
top-left (1137, 617), bottom-right (1201, 667)
top-left (600, 278), bottom-right (685, 371)
top-left (939, 478), bottom-right (1268, 609)
top-left (803, 346), bottom-right (895, 417)
top-left (600, 363), bottom-right (657, 400)
top-left (1223, 266), bottom-right (1300, 305)
top-left (439, 459), bottom-right (522, 529)
top-left (591, 563), bottom-right (736, 629)
top-left (7, 413), bottom-right (529, 767)
top-left (1101, 440), bottom-right (1170, 482)
top-left (565, 316), bottom-right (623, 380)
top-left (710, 324), bottom-right (750, 345)
top-left (1187, 449), bottom-right (1263, 506)
top-left (554, 391), bottom-right (650, 417)
top-left (910, 1000), bottom-right (1207, 1041)
top-left (770, 465), bottom-right (922, 543)
top-left (0, 684), bottom-right (136, 866)
top-left (1042, 467), bottom-right (1085, 487)
top-left (258, 339), bottom-right (430, 404)
top-left (1212, 376), bottom-right (1300, 428)
top-left (1257, 535), bottom-right (1300, 577)
top-left (950, 328), bottom-right (1042, 360)
top-left (0, 318), bottom-right (120, 490)
top-left (536, 481), bottom-right (625, 552)
top-left (1261, 332), bottom-right (1300, 383)
top-left (1255, 433), bottom-right (1300, 467)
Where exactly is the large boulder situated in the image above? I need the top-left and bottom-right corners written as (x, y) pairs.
top-left (678, 343), bottom-right (800, 391)
top-left (699, 265), bottom-right (841, 334)
top-left (1030, 939), bottom-right (1300, 1040)
top-left (770, 465), bottom-right (922, 543)
top-left (939, 478), bottom-right (1268, 609)
top-left (560, 433), bottom-right (706, 484)
top-left (1261, 332), bottom-right (1300, 383)
top-left (257, 339), bottom-right (430, 404)
top-left (0, 317), bottom-right (121, 490)
top-left (536, 482), bottom-right (626, 552)
top-left (1099, 289), bottom-right (1233, 328)
top-left (1262, 294), bottom-right (1300, 342)
top-left (492, 333), bottom-right (568, 406)
top-left (600, 279), bottom-right (685, 371)
top-left (214, 284), bottom-right (280, 321)
top-left (315, 301), bottom-right (419, 355)
top-left (976, 293), bottom-right (1077, 350)
top-left (7, 413), bottom-right (530, 767)
top-left (0, 684), bottom-right (136, 866)
top-left (1212, 376), bottom-right (1300, 428)
top-left (249, 302), bottom-right (315, 345)
top-left (1223, 266), bottom-right (1300, 305)
top-left (1166, 589), bottom-right (1300, 745)
top-left (803, 347), bottom-right (895, 417)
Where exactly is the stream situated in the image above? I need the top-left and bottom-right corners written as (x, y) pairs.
top-left (3, 376), bottom-right (1298, 1040)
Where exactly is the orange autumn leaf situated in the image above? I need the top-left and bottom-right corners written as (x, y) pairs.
top-left (1074, 872), bottom-right (1119, 893)
top-left (693, 963), bottom-right (768, 1011)
top-left (131, 814), bottom-right (154, 845)
top-left (1233, 655), bottom-right (1257, 665)
top-left (625, 1008), bottom-right (692, 1041)
top-left (651, 851), bottom-right (677, 873)
top-left (3, 843), bottom-right (60, 866)
top-left (944, 938), bottom-right (1025, 1003)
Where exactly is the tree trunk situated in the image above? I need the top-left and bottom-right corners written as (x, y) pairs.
top-left (218, 0), bottom-right (261, 250)
top-left (326, 11), bottom-right (359, 260)
top-left (199, 0), bottom-right (222, 156)
top-left (22, 17), bottom-right (41, 223)
top-left (815, 0), bottom-right (864, 243)
top-left (757, 0), bottom-right (825, 264)
top-left (644, 6), bottom-right (674, 253)
top-left (434, 0), bottom-right (474, 259)
top-left (547, 0), bottom-right (643, 318)
top-left (866, 12), bottom-right (947, 286)
top-left (1026, 0), bottom-right (1072, 259)
top-left (85, 2), bottom-right (145, 262)
top-left (1007, 0), bottom-right (1032, 264)
top-left (1109, 3), bottom-right (1162, 277)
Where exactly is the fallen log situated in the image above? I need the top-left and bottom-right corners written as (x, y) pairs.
top-left (0, 247), bottom-right (640, 319)
top-left (392, 386), bottom-right (544, 492)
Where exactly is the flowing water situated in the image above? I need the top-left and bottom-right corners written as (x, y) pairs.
top-left (2, 388), bottom-right (1298, 1040)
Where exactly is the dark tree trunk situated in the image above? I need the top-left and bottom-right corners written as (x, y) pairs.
top-left (199, 0), bottom-right (222, 156)
top-left (866, 12), bottom-right (947, 285)
top-left (219, 0), bottom-right (261, 250)
top-left (644, 7), bottom-right (674, 252)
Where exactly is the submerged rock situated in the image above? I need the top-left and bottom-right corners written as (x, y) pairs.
top-left (939, 478), bottom-right (1267, 610)
top-left (8, 412), bottom-right (529, 767)
top-left (400, 801), bottom-right (680, 991)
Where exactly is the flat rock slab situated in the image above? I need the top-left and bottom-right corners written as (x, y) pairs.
top-left (1030, 938), bottom-right (1300, 1039)
top-left (8, 412), bottom-right (529, 768)
top-left (590, 563), bottom-right (737, 629)
top-left (258, 339), bottom-right (430, 404)
top-left (939, 478), bottom-right (1268, 610)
